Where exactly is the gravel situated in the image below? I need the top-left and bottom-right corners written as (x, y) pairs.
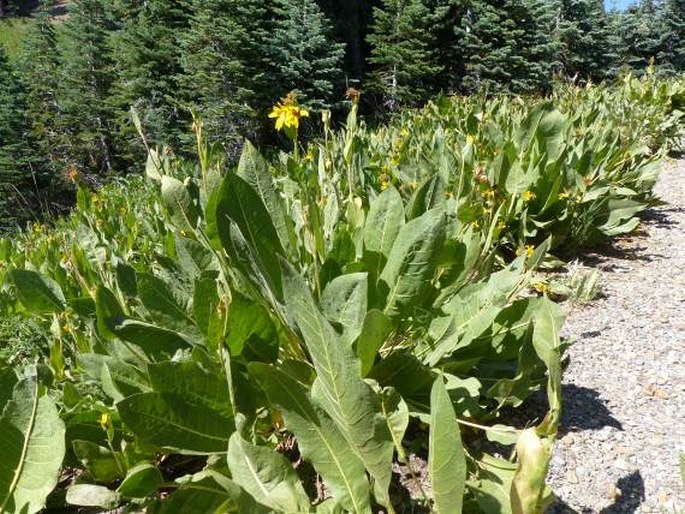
top-left (545, 159), bottom-right (685, 513)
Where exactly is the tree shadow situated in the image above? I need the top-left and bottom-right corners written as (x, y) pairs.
top-left (600, 471), bottom-right (646, 513)
top-left (558, 384), bottom-right (623, 434)
top-left (545, 470), bottom-right (645, 514)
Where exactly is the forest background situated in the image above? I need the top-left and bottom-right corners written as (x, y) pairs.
top-left (0, 0), bottom-right (684, 233)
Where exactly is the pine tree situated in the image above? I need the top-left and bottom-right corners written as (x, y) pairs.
top-left (17, 5), bottom-right (64, 184)
top-left (367, 0), bottom-right (442, 110)
top-left (455, 0), bottom-right (557, 94)
top-left (109, 0), bottom-right (192, 155)
top-left (662, 0), bottom-right (685, 71)
top-left (556, 0), bottom-right (617, 82)
top-left (0, 46), bottom-right (33, 229)
top-left (58, 0), bottom-right (118, 175)
top-left (179, 0), bottom-right (266, 152)
top-left (268, 0), bottom-right (345, 110)
top-left (615, 1), bottom-right (668, 75)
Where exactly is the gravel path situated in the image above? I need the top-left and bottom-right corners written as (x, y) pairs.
top-left (546, 159), bottom-right (685, 513)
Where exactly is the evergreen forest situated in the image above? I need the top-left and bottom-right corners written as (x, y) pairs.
top-left (1, 0), bottom-right (685, 231)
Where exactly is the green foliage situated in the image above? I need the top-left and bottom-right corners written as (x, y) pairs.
top-left (0, 78), bottom-right (679, 512)
top-left (456, 0), bottom-right (557, 94)
top-left (367, 0), bottom-right (443, 109)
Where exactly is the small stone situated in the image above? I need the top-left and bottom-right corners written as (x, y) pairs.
top-left (613, 458), bottom-right (632, 471)
top-left (614, 445), bottom-right (635, 457)
top-left (566, 470), bottom-right (579, 484)
top-left (656, 489), bottom-right (669, 504)
top-left (606, 485), bottom-right (622, 501)
top-left (654, 388), bottom-right (669, 400)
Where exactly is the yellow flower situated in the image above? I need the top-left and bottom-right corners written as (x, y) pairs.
top-left (558, 191), bottom-right (570, 200)
top-left (381, 179), bottom-right (390, 191)
top-left (99, 412), bottom-right (110, 429)
top-left (533, 281), bottom-right (550, 293)
top-left (497, 220), bottom-right (506, 230)
top-left (516, 245), bottom-right (535, 258)
top-left (268, 92), bottom-right (309, 132)
top-left (466, 135), bottom-right (475, 145)
top-left (523, 191), bottom-right (536, 202)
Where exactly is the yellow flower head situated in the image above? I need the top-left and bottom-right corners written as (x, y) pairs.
top-left (269, 92), bottom-right (309, 132)
top-left (99, 412), bottom-right (110, 429)
top-left (523, 191), bottom-right (536, 202)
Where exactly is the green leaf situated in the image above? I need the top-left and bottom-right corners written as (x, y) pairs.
top-left (137, 273), bottom-right (199, 338)
top-left (531, 297), bottom-right (565, 433)
top-left (281, 262), bottom-right (393, 508)
top-left (8, 269), bottom-right (65, 314)
top-left (0, 374), bottom-right (66, 514)
top-left (95, 286), bottom-right (125, 340)
top-left (237, 140), bottom-right (295, 256)
top-left (72, 440), bottom-right (123, 483)
top-left (66, 484), bottom-right (120, 509)
top-left (380, 387), bottom-right (409, 463)
top-left (161, 175), bottom-right (199, 232)
top-left (363, 186), bottom-right (404, 260)
top-left (357, 309), bottom-right (393, 377)
top-left (321, 272), bottom-right (368, 346)
top-left (147, 359), bottom-right (235, 422)
top-left (408, 174), bottom-right (446, 219)
top-left (250, 364), bottom-right (372, 514)
top-left (117, 462), bottom-right (164, 499)
top-left (107, 318), bottom-right (192, 358)
top-left (226, 293), bottom-right (277, 360)
top-left (429, 378), bottom-right (466, 514)
top-left (216, 173), bottom-right (285, 298)
top-left (227, 431), bottom-right (311, 513)
top-left (117, 391), bottom-right (232, 454)
top-left (380, 207), bottom-right (446, 317)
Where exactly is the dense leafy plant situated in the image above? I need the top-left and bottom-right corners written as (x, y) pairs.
top-left (0, 79), bottom-right (682, 513)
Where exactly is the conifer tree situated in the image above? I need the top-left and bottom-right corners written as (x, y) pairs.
top-left (58, 0), bottom-right (117, 175)
top-left (109, 0), bottom-right (192, 155)
top-left (179, 0), bottom-right (265, 152)
top-left (662, 0), bottom-right (685, 71)
top-left (17, 5), bottom-right (63, 180)
top-left (268, 0), bottom-right (345, 110)
top-left (456, 0), bottom-right (557, 94)
top-left (367, 0), bottom-right (442, 110)
top-left (0, 46), bottom-right (33, 229)
top-left (556, 0), bottom-right (617, 82)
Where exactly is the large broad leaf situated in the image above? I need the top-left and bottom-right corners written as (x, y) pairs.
top-left (531, 297), bottom-right (565, 433)
top-left (107, 318), bottom-right (193, 358)
top-left (250, 364), bottom-right (372, 514)
top-left (0, 374), bottom-right (66, 514)
top-left (429, 378), bottom-right (466, 514)
top-left (161, 176), bottom-right (199, 233)
top-left (117, 358), bottom-right (235, 454)
top-left (407, 174), bottom-right (446, 219)
top-left (380, 207), bottom-right (446, 317)
top-left (216, 173), bottom-right (285, 298)
top-left (137, 273), bottom-right (199, 339)
top-left (237, 140), bottom-right (295, 256)
top-left (147, 470), bottom-right (266, 514)
top-left (117, 462), bottom-right (164, 499)
top-left (225, 292), bottom-right (277, 361)
top-left (356, 310), bottom-right (393, 377)
top-left (227, 431), bottom-right (311, 513)
top-left (281, 262), bottom-right (394, 507)
top-left (363, 186), bottom-right (404, 262)
top-left (117, 391), bottom-right (232, 455)
top-left (320, 272), bottom-right (368, 346)
top-left (147, 359), bottom-right (235, 422)
top-left (8, 269), bottom-right (65, 314)
top-left (95, 286), bottom-right (125, 340)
